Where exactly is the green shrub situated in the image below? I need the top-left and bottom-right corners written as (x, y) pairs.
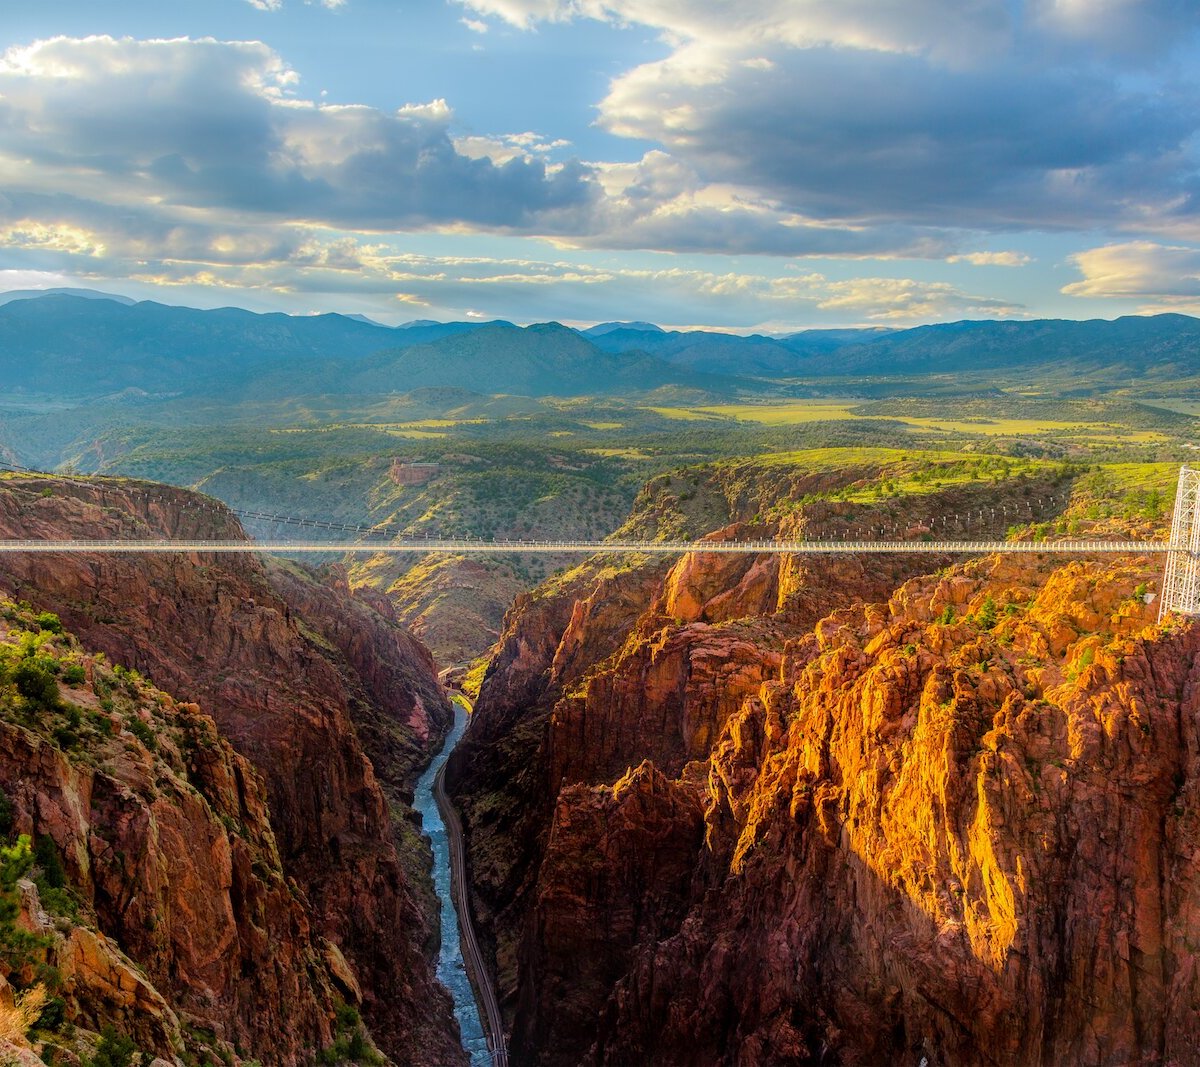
top-left (61, 664), bottom-right (87, 686)
top-left (51, 724), bottom-right (80, 750)
top-left (14, 661), bottom-right (60, 711)
top-left (34, 612), bottom-right (63, 635)
top-left (34, 836), bottom-right (66, 890)
top-left (87, 711), bottom-right (115, 738)
top-left (0, 835), bottom-right (47, 968)
top-left (1, 835), bottom-right (33, 891)
top-left (88, 1025), bottom-right (137, 1067)
top-left (36, 994), bottom-right (66, 1031)
top-left (37, 886), bottom-right (79, 921)
top-left (976, 595), bottom-right (997, 630)
top-left (125, 716), bottom-right (157, 752)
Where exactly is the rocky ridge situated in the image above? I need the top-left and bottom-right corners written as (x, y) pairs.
top-left (0, 473), bottom-right (465, 1065)
top-left (0, 598), bottom-right (349, 1064)
top-left (450, 459), bottom-right (1193, 1065)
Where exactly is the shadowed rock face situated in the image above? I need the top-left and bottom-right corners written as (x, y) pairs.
top-left (0, 648), bottom-right (337, 1065)
top-left (451, 474), bottom-right (1197, 1065)
top-left (0, 474), bottom-right (464, 1066)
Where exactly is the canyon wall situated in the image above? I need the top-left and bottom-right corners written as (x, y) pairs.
top-left (0, 600), bottom-right (343, 1064)
top-left (450, 460), bottom-right (1195, 1065)
top-left (0, 473), bottom-right (464, 1065)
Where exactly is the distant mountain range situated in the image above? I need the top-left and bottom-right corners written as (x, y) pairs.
top-left (0, 286), bottom-right (136, 307)
top-left (822, 315), bottom-right (1200, 383)
top-left (2, 288), bottom-right (1197, 399)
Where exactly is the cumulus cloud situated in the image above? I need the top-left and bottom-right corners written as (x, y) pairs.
top-left (385, 258), bottom-right (1024, 326)
top-left (458, 0), bottom-right (1200, 238)
top-left (810, 277), bottom-right (1022, 320)
top-left (460, 0), bottom-right (1200, 62)
top-left (1030, 0), bottom-right (1200, 57)
top-left (564, 150), bottom-right (959, 258)
top-left (0, 35), bottom-right (996, 265)
top-left (2, 14), bottom-right (1198, 320)
top-left (456, 131), bottom-right (571, 164)
top-left (596, 43), bottom-right (1193, 231)
top-left (0, 36), bottom-right (599, 233)
top-left (1063, 241), bottom-right (1200, 312)
top-left (457, 0), bottom-right (1017, 60)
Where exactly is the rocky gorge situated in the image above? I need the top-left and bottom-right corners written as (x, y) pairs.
top-left (0, 472), bottom-right (466, 1065)
top-left (447, 457), bottom-right (1198, 1065)
top-left (1, 453), bottom-right (1195, 1067)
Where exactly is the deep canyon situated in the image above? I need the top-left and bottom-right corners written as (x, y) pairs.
top-left (1, 457), bottom-right (1197, 1066)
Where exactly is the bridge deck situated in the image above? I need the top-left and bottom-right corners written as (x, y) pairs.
top-left (0, 538), bottom-right (1173, 555)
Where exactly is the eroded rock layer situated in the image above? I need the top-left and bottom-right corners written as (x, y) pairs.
top-left (450, 462), bottom-right (1193, 1066)
top-left (0, 473), bottom-right (464, 1066)
top-left (0, 605), bottom-right (339, 1064)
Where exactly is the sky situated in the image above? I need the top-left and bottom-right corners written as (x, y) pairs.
top-left (1, 0), bottom-right (1199, 331)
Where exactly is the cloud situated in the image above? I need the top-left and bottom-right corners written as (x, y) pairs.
top-left (1029, 0), bottom-right (1200, 58)
top-left (0, 36), bottom-right (599, 233)
top-left (455, 131), bottom-right (572, 164)
top-left (3, 16), bottom-right (1198, 301)
top-left (810, 276), bottom-right (1023, 320)
top-left (562, 150), bottom-right (960, 258)
top-left (456, 0), bottom-right (1017, 60)
top-left (460, 17), bottom-right (489, 33)
top-left (0, 206), bottom-right (1025, 328)
top-left (458, 0), bottom-right (1200, 239)
top-left (368, 257), bottom-right (1024, 326)
top-left (0, 269), bottom-right (73, 290)
top-left (0, 35), bottom-right (991, 263)
top-left (595, 43), bottom-right (1195, 232)
top-left (947, 252), bottom-right (1032, 267)
top-left (245, 0), bottom-right (347, 8)
top-left (459, 0), bottom-right (1200, 62)
top-left (1063, 241), bottom-right (1200, 312)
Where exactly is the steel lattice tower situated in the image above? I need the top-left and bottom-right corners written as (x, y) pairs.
top-left (1160, 466), bottom-right (1200, 621)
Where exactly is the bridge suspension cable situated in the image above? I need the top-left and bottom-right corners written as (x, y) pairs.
top-left (0, 537), bottom-right (1171, 556)
top-left (0, 462), bottom-right (1186, 608)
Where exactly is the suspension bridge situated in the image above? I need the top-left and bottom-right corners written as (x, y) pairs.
top-left (0, 535), bottom-right (1172, 557)
top-left (1, 460), bottom-right (1198, 622)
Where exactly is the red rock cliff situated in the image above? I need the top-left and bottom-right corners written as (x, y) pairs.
top-left (0, 473), bottom-right (465, 1066)
top-left (451, 462), bottom-right (1195, 1066)
top-left (0, 601), bottom-right (342, 1064)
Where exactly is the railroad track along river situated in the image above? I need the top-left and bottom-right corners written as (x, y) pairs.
top-left (433, 699), bottom-right (509, 1067)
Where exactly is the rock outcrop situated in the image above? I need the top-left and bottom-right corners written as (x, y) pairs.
top-left (0, 473), bottom-right (464, 1065)
top-left (0, 600), bottom-right (338, 1064)
top-left (450, 460), bottom-right (1195, 1066)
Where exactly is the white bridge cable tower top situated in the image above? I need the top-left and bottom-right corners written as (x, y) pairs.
top-left (1159, 465), bottom-right (1200, 622)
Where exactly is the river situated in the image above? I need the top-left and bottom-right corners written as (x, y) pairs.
top-left (413, 699), bottom-right (491, 1066)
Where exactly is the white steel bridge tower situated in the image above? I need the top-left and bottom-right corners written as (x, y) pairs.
top-left (1160, 466), bottom-right (1200, 621)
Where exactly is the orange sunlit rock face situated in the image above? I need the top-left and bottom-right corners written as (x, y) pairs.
top-left (451, 499), bottom-right (1198, 1065)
